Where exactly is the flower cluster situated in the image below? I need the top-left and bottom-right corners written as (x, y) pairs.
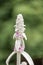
top-left (15, 14), bottom-right (25, 33)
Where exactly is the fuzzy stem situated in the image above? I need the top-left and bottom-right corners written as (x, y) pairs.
top-left (17, 52), bottom-right (21, 65)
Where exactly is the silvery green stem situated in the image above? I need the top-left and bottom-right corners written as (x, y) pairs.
top-left (17, 52), bottom-right (21, 65)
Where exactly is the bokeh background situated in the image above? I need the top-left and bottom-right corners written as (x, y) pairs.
top-left (0, 0), bottom-right (43, 65)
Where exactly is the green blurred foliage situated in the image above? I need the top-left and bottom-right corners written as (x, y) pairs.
top-left (0, 0), bottom-right (43, 65)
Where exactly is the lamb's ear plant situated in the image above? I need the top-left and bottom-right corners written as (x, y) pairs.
top-left (6, 14), bottom-right (34, 65)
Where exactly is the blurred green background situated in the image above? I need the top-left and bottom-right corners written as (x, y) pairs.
top-left (0, 0), bottom-right (43, 65)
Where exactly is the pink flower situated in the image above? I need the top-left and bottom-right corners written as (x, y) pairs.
top-left (16, 31), bottom-right (23, 38)
top-left (19, 46), bottom-right (24, 52)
